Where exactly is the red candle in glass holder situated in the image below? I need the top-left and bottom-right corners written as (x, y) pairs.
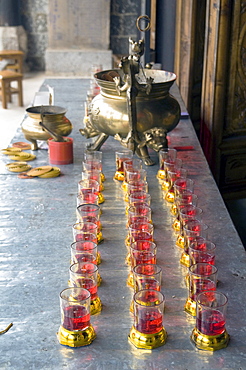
top-left (72, 222), bottom-right (98, 242)
top-left (60, 287), bottom-right (91, 331)
top-left (70, 241), bottom-right (98, 265)
top-left (189, 239), bottom-right (216, 266)
top-left (133, 290), bottom-right (165, 334)
top-left (69, 262), bottom-right (99, 301)
top-left (130, 241), bottom-right (157, 267)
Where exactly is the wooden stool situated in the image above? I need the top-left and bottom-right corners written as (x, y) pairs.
top-left (0, 70), bottom-right (23, 109)
top-left (0, 50), bottom-right (24, 73)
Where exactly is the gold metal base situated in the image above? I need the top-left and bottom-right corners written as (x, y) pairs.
top-left (191, 327), bottom-right (230, 351)
top-left (161, 180), bottom-right (169, 192)
top-left (172, 219), bottom-right (180, 232)
top-left (128, 325), bottom-right (167, 349)
top-left (98, 192), bottom-right (105, 204)
top-left (100, 172), bottom-right (105, 182)
top-left (57, 324), bottom-right (96, 347)
top-left (176, 234), bottom-right (185, 248)
top-left (125, 252), bottom-right (131, 265)
top-left (90, 296), bottom-right (102, 315)
top-left (184, 296), bottom-right (196, 316)
top-left (121, 180), bottom-right (127, 192)
top-left (96, 251), bottom-right (101, 265)
top-left (114, 171), bottom-right (124, 181)
top-left (125, 234), bottom-right (130, 247)
top-left (179, 251), bottom-right (190, 267)
top-left (97, 231), bottom-right (104, 244)
top-left (156, 169), bottom-right (165, 180)
top-left (164, 191), bottom-right (175, 203)
top-left (127, 271), bottom-right (134, 288)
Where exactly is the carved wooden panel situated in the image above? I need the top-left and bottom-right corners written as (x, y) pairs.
top-left (201, 0), bottom-right (246, 198)
top-left (174, 0), bottom-right (206, 133)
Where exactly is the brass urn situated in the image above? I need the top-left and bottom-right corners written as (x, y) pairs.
top-left (22, 105), bottom-right (73, 150)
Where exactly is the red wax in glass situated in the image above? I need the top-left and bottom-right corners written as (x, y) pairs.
top-left (75, 234), bottom-right (97, 243)
top-left (73, 278), bottom-right (97, 300)
top-left (136, 277), bottom-right (160, 291)
top-left (131, 231), bottom-right (153, 242)
top-left (74, 253), bottom-right (97, 264)
top-left (190, 279), bottom-right (216, 301)
top-left (197, 310), bottom-right (226, 336)
top-left (62, 305), bottom-right (90, 331)
top-left (132, 251), bottom-right (156, 266)
top-left (136, 309), bottom-right (163, 334)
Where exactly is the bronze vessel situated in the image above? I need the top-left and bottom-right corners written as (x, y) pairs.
top-left (22, 105), bottom-right (73, 150)
top-left (81, 27), bottom-right (181, 165)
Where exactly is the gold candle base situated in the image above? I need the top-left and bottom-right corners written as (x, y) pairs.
top-left (125, 252), bottom-right (131, 265)
top-left (161, 180), bottom-right (169, 192)
top-left (90, 296), bottom-right (102, 315)
top-left (176, 234), bottom-right (185, 248)
top-left (172, 219), bottom-right (180, 232)
top-left (125, 234), bottom-right (130, 247)
top-left (100, 172), bottom-right (105, 182)
top-left (128, 325), bottom-right (167, 349)
top-left (114, 171), bottom-right (124, 181)
top-left (191, 327), bottom-right (230, 351)
top-left (156, 169), bottom-right (165, 180)
top-left (97, 231), bottom-right (104, 244)
top-left (164, 190), bottom-right (175, 203)
top-left (121, 180), bottom-right (128, 191)
top-left (98, 192), bottom-right (105, 204)
top-left (170, 203), bottom-right (178, 216)
top-left (184, 296), bottom-right (196, 316)
top-left (57, 324), bottom-right (96, 347)
top-left (127, 271), bottom-right (134, 288)
top-left (96, 251), bottom-right (101, 265)
top-left (179, 251), bottom-right (190, 267)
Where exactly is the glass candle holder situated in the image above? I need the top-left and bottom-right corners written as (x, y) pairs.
top-left (162, 157), bottom-right (182, 193)
top-left (128, 289), bottom-right (167, 349)
top-left (176, 205), bottom-right (203, 249)
top-left (76, 203), bottom-right (103, 242)
top-left (125, 180), bottom-right (148, 202)
top-left (127, 240), bottom-right (157, 287)
top-left (157, 148), bottom-right (177, 180)
top-left (128, 221), bottom-right (154, 246)
top-left (125, 217), bottom-right (152, 247)
top-left (69, 262), bottom-right (102, 315)
top-left (127, 204), bottom-right (152, 228)
top-left (164, 164), bottom-right (187, 203)
top-left (189, 240), bottom-right (216, 266)
top-left (174, 177), bottom-right (195, 199)
top-left (77, 203), bottom-right (101, 226)
top-left (171, 192), bottom-right (198, 231)
top-left (191, 291), bottom-right (230, 351)
top-left (122, 158), bottom-right (143, 190)
top-left (130, 264), bottom-right (162, 312)
top-left (184, 263), bottom-right (218, 316)
top-left (77, 178), bottom-right (100, 205)
top-left (127, 191), bottom-right (151, 214)
top-left (114, 149), bottom-right (133, 181)
top-left (70, 241), bottom-right (100, 265)
top-left (72, 222), bottom-right (99, 243)
top-left (83, 150), bottom-right (105, 182)
top-left (125, 168), bottom-right (147, 185)
top-left (82, 169), bottom-right (104, 201)
top-left (180, 220), bottom-right (208, 267)
top-left (57, 287), bottom-right (96, 347)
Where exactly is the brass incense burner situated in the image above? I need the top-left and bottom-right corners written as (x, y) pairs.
top-left (81, 16), bottom-right (181, 165)
top-left (22, 105), bottom-right (73, 150)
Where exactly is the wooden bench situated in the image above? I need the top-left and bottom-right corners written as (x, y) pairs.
top-left (0, 70), bottom-right (23, 109)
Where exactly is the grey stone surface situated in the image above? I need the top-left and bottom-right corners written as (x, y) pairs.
top-left (0, 79), bottom-right (245, 369)
top-left (45, 49), bottom-right (112, 77)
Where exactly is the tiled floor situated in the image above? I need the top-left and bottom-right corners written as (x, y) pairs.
top-left (1, 71), bottom-right (245, 250)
